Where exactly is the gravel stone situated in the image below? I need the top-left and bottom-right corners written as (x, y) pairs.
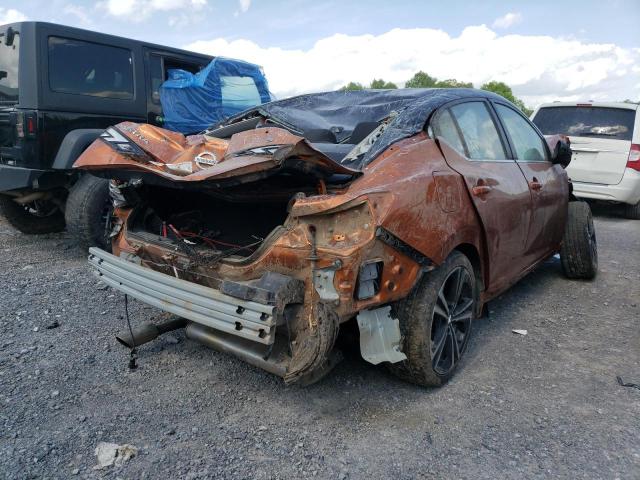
top-left (0, 209), bottom-right (638, 479)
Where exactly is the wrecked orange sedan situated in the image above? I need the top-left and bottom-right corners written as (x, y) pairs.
top-left (75, 89), bottom-right (597, 386)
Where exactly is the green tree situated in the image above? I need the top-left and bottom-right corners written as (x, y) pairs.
top-left (481, 81), bottom-right (532, 115)
top-left (405, 71), bottom-right (439, 88)
top-left (436, 78), bottom-right (473, 88)
top-left (340, 81), bottom-right (365, 91)
top-left (370, 78), bottom-right (398, 89)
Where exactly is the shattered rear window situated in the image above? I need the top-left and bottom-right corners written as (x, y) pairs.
top-left (533, 106), bottom-right (636, 141)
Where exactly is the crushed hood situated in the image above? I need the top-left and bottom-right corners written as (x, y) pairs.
top-left (73, 122), bottom-right (359, 182)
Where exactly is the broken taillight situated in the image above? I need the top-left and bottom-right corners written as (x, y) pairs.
top-left (627, 144), bottom-right (640, 172)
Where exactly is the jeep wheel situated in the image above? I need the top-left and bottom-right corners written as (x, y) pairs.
top-left (560, 201), bottom-right (598, 279)
top-left (0, 195), bottom-right (65, 234)
top-left (388, 251), bottom-right (475, 387)
top-left (623, 200), bottom-right (640, 220)
top-left (65, 174), bottom-right (112, 250)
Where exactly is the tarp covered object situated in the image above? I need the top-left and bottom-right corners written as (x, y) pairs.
top-left (210, 88), bottom-right (507, 170)
top-left (160, 57), bottom-right (273, 134)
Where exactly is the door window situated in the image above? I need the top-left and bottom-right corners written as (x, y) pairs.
top-left (48, 37), bottom-right (133, 99)
top-left (496, 104), bottom-right (548, 162)
top-left (449, 102), bottom-right (507, 160)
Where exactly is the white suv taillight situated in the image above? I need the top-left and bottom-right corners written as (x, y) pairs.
top-left (627, 144), bottom-right (640, 172)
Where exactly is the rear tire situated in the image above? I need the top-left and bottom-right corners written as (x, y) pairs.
top-left (65, 174), bottom-right (112, 250)
top-left (560, 201), bottom-right (598, 279)
top-left (0, 194), bottom-right (65, 234)
top-left (387, 251), bottom-right (476, 387)
top-left (623, 200), bottom-right (640, 220)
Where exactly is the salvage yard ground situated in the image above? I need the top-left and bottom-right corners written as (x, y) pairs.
top-left (0, 210), bottom-right (638, 479)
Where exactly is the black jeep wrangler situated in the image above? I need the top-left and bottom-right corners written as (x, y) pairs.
top-left (0, 22), bottom-right (211, 247)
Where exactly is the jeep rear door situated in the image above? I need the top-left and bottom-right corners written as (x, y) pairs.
top-left (533, 105), bottom-right (637, 185)
top-left (432, 100), bottom-right (533, 294)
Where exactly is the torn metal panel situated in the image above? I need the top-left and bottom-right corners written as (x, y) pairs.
top-left (356, 306), bottom-right (407, 365)
top-left (74, 123), bottom-right (358, 183)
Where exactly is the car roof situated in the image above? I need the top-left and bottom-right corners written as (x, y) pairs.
top-left (536, 101), bottom-right (638, 111)
top-left (219, 88), bottom-right (510, 170)
top-left (1, 21), bottom-right (212, 60)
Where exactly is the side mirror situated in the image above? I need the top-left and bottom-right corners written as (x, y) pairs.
top-left (546, 135), bottom-right (572, 168)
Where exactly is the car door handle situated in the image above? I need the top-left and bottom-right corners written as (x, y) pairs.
top-left (472, 185), bottom-right (492, 196)
top-left (529, 178), bottom-right (543, 191)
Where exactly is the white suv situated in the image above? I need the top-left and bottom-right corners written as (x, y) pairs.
top-left (531, 102), bottom-right (640, 219)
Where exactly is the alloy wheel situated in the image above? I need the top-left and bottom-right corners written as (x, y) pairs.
top-left (430, 266), bottom-right (474, 376)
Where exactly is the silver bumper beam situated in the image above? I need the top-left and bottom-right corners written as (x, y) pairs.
top-left (88, 248), bottom-right (276, 345)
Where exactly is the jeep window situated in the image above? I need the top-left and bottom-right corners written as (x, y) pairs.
top-left (48, 37), bottom-right (134, 99)
top-left (431, 109), bottom-right (466, 156)
top-left (220, 76), bottom-right (262, 112)
top-left (533, 106), bottom-right (635, 141)
top-left (0, 29), bottom-right (19, 103)
top-left (149, 55), bottom-right (203, 105)
top-left (496, 104), bottom-right (547, 162)
top-left (450, 102), bottom-right (507, 160)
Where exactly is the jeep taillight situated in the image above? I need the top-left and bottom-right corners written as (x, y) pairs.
top-left (14, 111), bottom-right (37, 139)
top-left (627, 144), bottom-right (640, 172)
top-left (15, 112), bottom-right (24, 138)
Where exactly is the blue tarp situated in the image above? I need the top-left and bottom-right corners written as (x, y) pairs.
top-left (160, 57), bottom-right (273, 134)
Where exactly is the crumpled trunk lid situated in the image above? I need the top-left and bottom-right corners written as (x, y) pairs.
top-left (73, 122), bottom-right (359, 183)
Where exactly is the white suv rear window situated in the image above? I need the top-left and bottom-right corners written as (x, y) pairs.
top-left (533, 106), bottom-right (635, 141)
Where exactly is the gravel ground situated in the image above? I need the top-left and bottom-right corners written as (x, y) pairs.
top-left (0, 209), bottom-right (638, 479)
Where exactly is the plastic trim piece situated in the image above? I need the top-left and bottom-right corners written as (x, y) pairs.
top-left (356, 306), bottom-right (407, 365)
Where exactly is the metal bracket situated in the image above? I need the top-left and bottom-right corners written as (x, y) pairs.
top-left (356, 306), bottom-right (407, 365)
top-left (313, 268), bottom-right (339, 302)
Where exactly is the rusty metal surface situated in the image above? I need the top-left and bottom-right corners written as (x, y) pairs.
top-left (79, 108), bottom-right (570, 383)
top-left (73, 122), bottom-right (357, 182)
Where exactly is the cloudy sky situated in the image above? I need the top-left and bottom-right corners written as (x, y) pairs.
top-left (2, 0), bottom-right (639, 107)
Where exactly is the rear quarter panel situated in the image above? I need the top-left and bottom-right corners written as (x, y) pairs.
top-left (351, 134), bottom-right (487, 281)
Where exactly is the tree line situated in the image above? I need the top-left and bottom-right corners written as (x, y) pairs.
top-left (341, 71), bottom-right (532, 115)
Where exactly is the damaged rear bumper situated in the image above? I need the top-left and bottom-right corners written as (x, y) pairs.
top-left (89, 247), bottom-right (283, 345)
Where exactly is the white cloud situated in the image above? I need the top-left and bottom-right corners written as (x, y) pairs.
top-left (185, 25), bottom-right (640, 106)
top-left (239, 0), bottom-right (251, 13)
top-left (492, 12), bottom-right (522, 29)
top-left (63, 4), bottom-right (93, 27)
top-left (99, 0), bottom-right (206, 22)
top-left (0, 8), bottom-right (28, 24)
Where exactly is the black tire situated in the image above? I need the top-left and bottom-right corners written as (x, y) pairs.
top-left (65, 174), bottom-right (112, 250)
top-left (0, 194), bottom-right (65, 234)
top-left (623, 200), bottom-right (640, 220)
top-left (387, 251), bottom-right (476, 387)
top-left (560, 201), bottom-right (598, 279)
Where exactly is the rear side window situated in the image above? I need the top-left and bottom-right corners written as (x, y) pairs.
top-left (533, 106), bottom-right (636, 141)
top-left (431, 109), bottom-right (466, 155)
top-left (0, 29), bottom-right (19, 103)
top-left (220, 76), bottom-right (262, 112)
top-left (48, 37), bottom-right (134, 99)
top-left (496, 104), bottom-right (547, 161)
top-left (450, 102), bottom-right (507, 160)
